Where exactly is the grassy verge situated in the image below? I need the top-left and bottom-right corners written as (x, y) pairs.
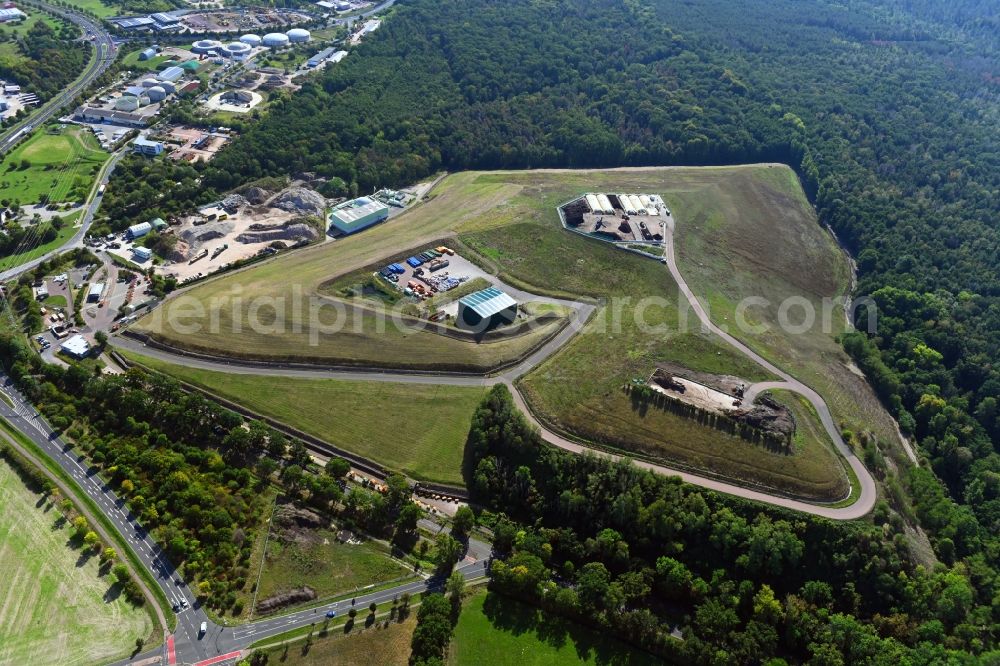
top-left (0, 416), bottom-right (176, 632)
top-left (449, 590), bottom-right (662, 665)
top-left (118, 349), bottom-right (486, 485)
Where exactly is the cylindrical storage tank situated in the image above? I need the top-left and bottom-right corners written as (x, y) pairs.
top-left (597, 194), bottom-right (613, 215)
top-left (141, 78), bottom-right (158, 88)
top-left (192, 39), bottom-right (222, 54)
top-left (628, 195), bottom-right (646, 215)
top-left (585, 194), bottom-right (600, 213)
top-left (239, 34), bottom-right (262, 46)
top-left (115, 95), bottom-right (139, 111)
top-left (158, 80), bottom-right (176, 94)
top-left (137, 94), bottom-right (151, 107)
top-left (223, 42), bottom-right (251, 58)
top-left (262, 32), bottom-right (289, 47)
top-left (286, 28), bottom-right (310, 43)
top-left (146, 86), bottom-right (167, 102)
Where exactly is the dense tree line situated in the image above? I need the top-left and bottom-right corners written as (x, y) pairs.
top-left (0, 19), bottom-right (88, 102)
top-left (468, 386), bottom-right (997, 663)
top-left (0, 334), bottom-right (282, 613)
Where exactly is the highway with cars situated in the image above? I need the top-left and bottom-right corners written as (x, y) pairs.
top-left (0, 377), bottom-right (489, 666)
top-left (0, 0), bottom-right (117, 156)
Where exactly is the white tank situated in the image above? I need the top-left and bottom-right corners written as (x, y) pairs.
top-left (639, 195), bottom-right (651, 208)
top-left (585, 194), bottom-right (600, 213)
top-left (597, 194), bottom-right (613, 215)
top-left (114, 95), bottom-right (139, 111)
top-left (141, 78), bottom-right (158, 88)
top-left (262, 32), bottom-right (290, 47)
top-left (286, 28), bottom-right (310, 43)
top-left (146, 86), bottom-right (167, 101)
top-left (239, 34), bottom-right (262, 46)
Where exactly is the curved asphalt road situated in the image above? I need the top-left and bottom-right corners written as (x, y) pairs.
top-left (113, 212), bottom-right (876, 520)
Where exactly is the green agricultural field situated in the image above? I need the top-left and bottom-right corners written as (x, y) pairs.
top-left (257, 528), bottom-right (413, 608)
top-left (119, 349), bottom-right (487, 485)
top-left (449, 591), bottom-right (662, 666)
top-left (0, 457), bottom-right (154, 666)
top-left (0, 126), bottom-right (108, 206)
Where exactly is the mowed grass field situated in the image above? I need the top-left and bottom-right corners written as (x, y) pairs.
top-left (668, 165), bottom-right (903, 453)
top-left (257, 529), bottom-right (413, 607)
top-left (449, 591), bottom-right (661, 666)
top-left (119, 350), bottom-right (486, 485)
top-left (0, 457), bottom-right (153, 666)
top-left (0, 126), bottom-right (107, 205)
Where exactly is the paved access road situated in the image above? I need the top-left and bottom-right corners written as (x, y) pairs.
top-left (0, 0), bottom-right (116, 156)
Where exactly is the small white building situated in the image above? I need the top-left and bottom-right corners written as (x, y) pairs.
top-left (60, 335), bottom-right (91, 359)
top-left (132, 246), bottom-right (153, 262)
top-left (127, 221), bottom-right (152, 239)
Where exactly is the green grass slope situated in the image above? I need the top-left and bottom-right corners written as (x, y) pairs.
top-left (449, 591), bottom-right (661, 666)
top-left (119, 350), bottom-right (486, 485)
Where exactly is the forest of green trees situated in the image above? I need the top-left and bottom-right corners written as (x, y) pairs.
top-left (468, 386), bottom-right (997, 663)
top-left (0, 19), bottom-right (88, 102)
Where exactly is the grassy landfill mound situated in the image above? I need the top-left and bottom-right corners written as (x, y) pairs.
top-left (135, 166), bottom-right (885, 500)
top-left (0, 457), bottom-right (153, 666)
top-left (120, 349), bottom-right (486, 485)
top-left (449, 590), bottom-right (661, 665)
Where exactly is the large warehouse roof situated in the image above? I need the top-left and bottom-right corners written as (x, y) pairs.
top-left (329, 197), bottom-right (388, 230)
top-left (157, 66), bottom-right (184, 82)
top-left (459, 287), bottom-right (517, 319)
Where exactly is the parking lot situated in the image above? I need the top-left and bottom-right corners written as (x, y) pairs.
top-left (374, 246), bottom-right (494, 304)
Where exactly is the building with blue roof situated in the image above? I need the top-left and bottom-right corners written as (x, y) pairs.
top-left (457, 286), bottom-right (518, 330)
